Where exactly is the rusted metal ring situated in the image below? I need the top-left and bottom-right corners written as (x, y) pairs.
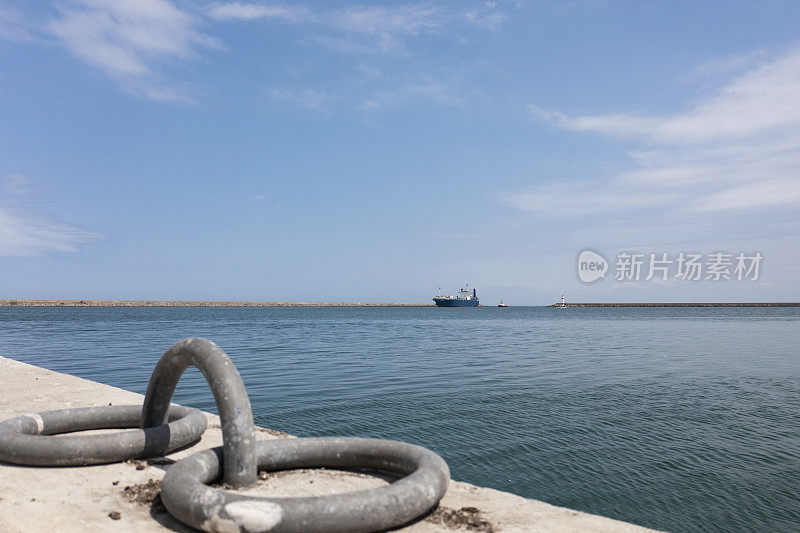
top-left (0, 404), bottom-right (206, 466)
top-left (161, 436), bottom-right (451, 533)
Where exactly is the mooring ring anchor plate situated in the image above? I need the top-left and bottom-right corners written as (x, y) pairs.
top-left (161, 436), bottom-right (451, 533)
top-left (0, 404), bottom-right (206, 466)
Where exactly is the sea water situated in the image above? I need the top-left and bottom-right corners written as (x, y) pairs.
top-left (0, 306), bottom-right (797, 532)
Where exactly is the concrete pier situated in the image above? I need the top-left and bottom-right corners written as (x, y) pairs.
top-left (0, 300), bottom-right (434, 307)
top-left (0, 356), bottom-right (656, 532)
top-left (547, 302), bottom-right (799, 307)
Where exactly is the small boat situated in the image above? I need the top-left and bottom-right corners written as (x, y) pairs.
top-left (498, 299), bottom-right (508, 307)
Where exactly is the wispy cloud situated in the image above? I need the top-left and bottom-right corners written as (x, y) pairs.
top-left (464, 1), bottom-right (507, 30)
top-left (2, 1), bottom-right (507, 104)
top-left (359, 76), bottom-right (466, 111)
top-left (691, 49), bottom-right (769, 80)
top-left (0, 175), bottom-right (96, 257)
top-left (695, 178), bottom-right (800, 212)
top-left (212, 2), bottom-right (506, 54)
top-left (531, 46), bottom-right (800, 145)
top-left (514, 45), bottom-right (800, 216)
top-left (314, 4), bottom-right (444, 54)
top-left (267, 86), bottom-right (336, 110)
top-left (0, 3), bottom-right (39, 43)
top-left (267, 74), bottom-right (466, 113)
top-left (309, 35), bottom-right (378, 55)
top-left (330, 4), bottom-right (442, 35)
top-left (207, 2), bottom-right (311, 22)
top-left (320, 1), bottom-right (511, 52)
top-left (501, 183), bottom-right (678, 216)
top-left (47, 0), bottom-right (220, 102)
top-left (0, 208), bottom-right (96, 256)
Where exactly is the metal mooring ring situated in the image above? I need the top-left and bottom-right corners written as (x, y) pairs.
top-left (141, 337), bottom-right (257, 488)
top-left (160, 436), bottom-right (451, 533)
top-left (0, 337), bottom-right (450, 533)
top-left (0, 404), bottom-right (206, 466)
top-left (0, 337), bottom-right (252, 469)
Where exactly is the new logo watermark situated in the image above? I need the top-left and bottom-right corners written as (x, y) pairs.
top-left (577, 250), bottom-right (762, 283)
top-left (577, 250), bottom-right (609, 283)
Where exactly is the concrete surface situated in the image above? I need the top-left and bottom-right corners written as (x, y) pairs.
top-left (0, 356), bottom-right (658, 532)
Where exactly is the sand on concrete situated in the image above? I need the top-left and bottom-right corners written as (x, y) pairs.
top-left (0, 356), bottom-right (657, 532)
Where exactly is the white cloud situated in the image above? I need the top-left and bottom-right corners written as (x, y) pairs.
top-left (695, 179), bottom-right (800, 212)
top-left (464, 1), bottom-right (506, 31)
top-left (266, 76), bottom-right (465, 113)
top-left (331, 4), bottom-right (442, 36)
top-left (267, 87), bottom-right (335, 110)
top-left (515, 45), bottom-right (800, 216)
top-left (501, 183), bottom-right (678, 216)
top-left (209, 1), bottom-right (444, 37)
top-left (48, 0), bottom-right (220, 102)
top-left (692, 49), bottom-right (769, 79)
top-left (0, 4), bottom-right (38, 43)
top-left (3, 1), bottom-right (508, 103)
top-left (322, 4), bottom-right (443, 54)
top-left (0, 208), bottom-right (95, 256)
top-left (208, 2), bottom-right (311, 22)
top-left (359, 77), bottom-right (465, 111)
top-left (0, 175), bottom-right (96, 257)
top-left (533, 46), bottom-right (800, 145)
top-left (308, 35), bottom-right (378, 55)
top-left (1, 174), bottom-right (35, 196)
top-left (212, 2), bottom-right (496, 54)
top-left (464, 10), bottom-right (504, 30)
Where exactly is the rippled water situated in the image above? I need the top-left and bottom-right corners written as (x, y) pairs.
top-left (1, 306), bottom-right (798, 532)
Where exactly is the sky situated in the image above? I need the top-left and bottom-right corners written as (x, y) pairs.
top-left (1, 0), bottom-right (799, 304)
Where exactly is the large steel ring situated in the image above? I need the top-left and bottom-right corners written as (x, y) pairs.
top-left (141, 337), bottom-right (256, 488)
top-left (161, 436), bottom-right (451, 533)
top-left (0, 404), bottom-right (206, 466)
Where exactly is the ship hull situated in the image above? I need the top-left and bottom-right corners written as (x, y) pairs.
top-left (433, 298), bottom-right (479, 307)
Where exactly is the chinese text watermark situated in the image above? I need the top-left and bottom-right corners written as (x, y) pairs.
top-left (578, 250), bottom-right (762, 283)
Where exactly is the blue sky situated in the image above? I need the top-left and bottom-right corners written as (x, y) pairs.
top-left (1, 0), bottom-right (799, 304)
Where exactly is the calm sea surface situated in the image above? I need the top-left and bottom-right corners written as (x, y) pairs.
top-left (0, 306), bottom-right (798, 532)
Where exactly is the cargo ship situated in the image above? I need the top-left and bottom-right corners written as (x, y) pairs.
top-left (433, 285), bottom-right (479, 307)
